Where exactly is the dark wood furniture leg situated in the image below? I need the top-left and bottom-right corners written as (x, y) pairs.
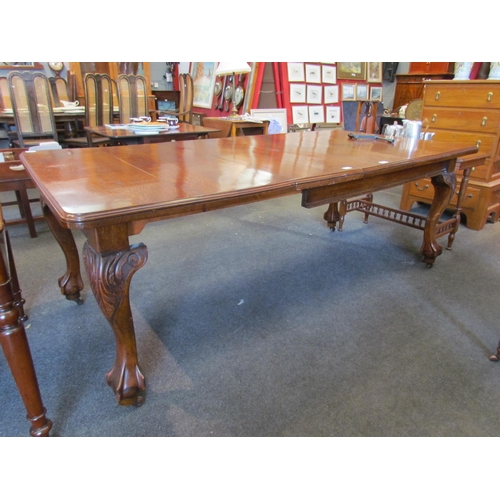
top-left (82, 226), bottom-right (148, 406)
top-left (42, 203), bottom-right (84, 303)
top-left (420, 171), bottom-right (456, 267)
top-left (0, 229), bottom-right (52, 437)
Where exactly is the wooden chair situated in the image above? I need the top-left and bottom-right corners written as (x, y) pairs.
top-left (7, 71), bottom-right (59, 148)
top-left (156, 73), bottom-right (193, 124)
top-left (0, 148), bottom-right (41, 238)
top-left (64, 73), bottom-right (113, 148)
top-left (0, 77), bottom-right (12, 110)
top-left (0, 205), bottom-right (52, 436)
top-left (117, 74), bottom-right (148, 123)
top-left (48, 76), bottom-right (70, 107)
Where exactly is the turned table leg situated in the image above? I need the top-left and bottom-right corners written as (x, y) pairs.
top-left (0, 231), bottom-right (52, 437)
top-left (421, 171), bottom-right (456, 267)
top-left (323, 200), bottom-right (347, 231)
top-left (82, 231), bottom-right (148, 406)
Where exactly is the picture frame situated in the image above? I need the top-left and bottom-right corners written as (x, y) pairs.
top-left (341, 83), bottom-right (356, 101)
top-left (250, 108), bottom-right (288, 134)
top-left (356, 83), bottom-right (368, 101)
top-left (305, 64), bottom-right (321, 83)
top-left (308, 105), bottom-right (325, 123)
top-left (324, 85), bottom-right (339, 104)
top-left (292, 105), bottom-right (309, 124)
top-left (287, 62), bottom-right (305, 82)
top-left (290, 83), bottom-right (306, 103)
top-left (306, 85), bottom-right (322, 104)
top-left (322, 65), bottom-right (336, 84)
top-left (190, 62), bottom-right (217, 109)
top-left (367, 62), bottom-right (382, 83)
top-left (326, 106), bottom-right (341, 123)
top-left (337, 62), bottom-right (366, 81)
top-left (370, 86), bottom-right (383, 101)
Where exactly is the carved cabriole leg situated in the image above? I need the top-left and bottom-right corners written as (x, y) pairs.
top-left (323, 200), bottom-right (347, 231)
top-left (447, 167), bottom-right (472, 251)
top-left (82, 234), bottom-right (148, 406)
top-left (42, 203), bottom-right (84, 303)
top-left (0, 238), bottom-right (52, 437)
top-left (421, 171), bottom-right (456, 267)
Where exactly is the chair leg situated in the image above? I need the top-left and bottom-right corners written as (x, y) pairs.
top-left (0, 230), bottom-right (52, 436)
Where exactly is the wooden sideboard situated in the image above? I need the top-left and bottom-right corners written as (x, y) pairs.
top-left (393, 73), bottom-right (454, 109)
top-left (400, 80), bottom-right (500, 230)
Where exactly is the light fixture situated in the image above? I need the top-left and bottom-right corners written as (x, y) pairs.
top-left (215, 62), bottom-right (251, 119)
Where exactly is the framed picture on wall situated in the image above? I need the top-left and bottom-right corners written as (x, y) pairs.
top-left (326, 106), bottom-right (341, 123)
top-left (309, 105), bottom-right (325, 123)
top-left (356, 84), bottom-right (368, 101)
top-left (341, 83), bottom-right (356, 101)
top-left (367, 62), bottom-right (382, 83)
top-left (190, 62), bottom-right (217, 108)
top-left (322, 65), bottom-right (336, 84)
top-left (292, 105), bottom-right (309, 124)
top-left (307, 85), bottom-right (322, 104)
top-left (305, 64), bottom-right (321, 83)
top-left (324, 85), bottom-right (339, 104)
top-left (287, 62), bottom-right (305, 82)
top-left (370, 86), bottom-right (383, 101)
top-left (337, 62), bottom-right (366, 80)
top-left (290, 83), bottom-right (306, 103)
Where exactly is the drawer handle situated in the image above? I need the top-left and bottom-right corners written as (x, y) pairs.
top-left (432, 113), bottom-right (437, 122)
top-left (481, 117), bottom-right (488, 126)
top-left (414, 182), bottom-right (430, 191)
top-left (487, 92), bottom-right (493, 102)
top-left (435, 91), bottom-right (440, 101)
top-left (476, 140), bottom-right (482, 148)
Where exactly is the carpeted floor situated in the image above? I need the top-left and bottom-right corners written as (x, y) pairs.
top-left (2, 186), bottom-right (500, 437)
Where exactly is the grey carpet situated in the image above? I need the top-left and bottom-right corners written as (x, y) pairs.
top-left (2, 186), bottom-right (500, 437)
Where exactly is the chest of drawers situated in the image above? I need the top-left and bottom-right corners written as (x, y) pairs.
top-left (400, 81), bottom-right (500, 230)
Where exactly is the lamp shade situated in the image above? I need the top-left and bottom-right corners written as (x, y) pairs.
top-left (215, 62), bottom-right (251, 76)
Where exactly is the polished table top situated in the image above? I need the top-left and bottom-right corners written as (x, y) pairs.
top-left (22, 130), bottom-right (477, 231)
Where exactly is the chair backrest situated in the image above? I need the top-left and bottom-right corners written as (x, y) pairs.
top-left (84, 73), bottom-right (114, 127)
top-left (117, 74), bottom-right (148, 123)
top-left (0, 77), bottom-right (11, 110)
top-left (177, 73), bottom-right (193, 123)
top-left (49, 77), bottom-right (70, 107)
top-left (7, 71), bottom-right (58, 147)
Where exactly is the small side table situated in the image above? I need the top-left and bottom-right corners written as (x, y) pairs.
top-left (202, 117), bottom-right (269, 138)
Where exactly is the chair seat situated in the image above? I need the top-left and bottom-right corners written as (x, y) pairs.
top-left (12, 138), bottom-right (60, 148)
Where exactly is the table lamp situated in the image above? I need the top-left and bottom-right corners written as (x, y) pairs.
top-left (215, 62), bottom-right (251, 118)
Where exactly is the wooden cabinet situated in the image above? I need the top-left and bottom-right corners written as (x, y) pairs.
top-left (393, 73), bottom-right (454, 109)
top-left (400, 80), bottom-right (500, 230)
top-left (409, 62), bottom-right (454, 74)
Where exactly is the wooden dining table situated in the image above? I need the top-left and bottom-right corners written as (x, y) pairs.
top-left (84, 122), bottom-right (221, 145)
top-left (20, 130), bottom-right (478, 407)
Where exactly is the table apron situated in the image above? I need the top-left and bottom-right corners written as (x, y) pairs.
top-left (302, 159), bottom-right (454, 208)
